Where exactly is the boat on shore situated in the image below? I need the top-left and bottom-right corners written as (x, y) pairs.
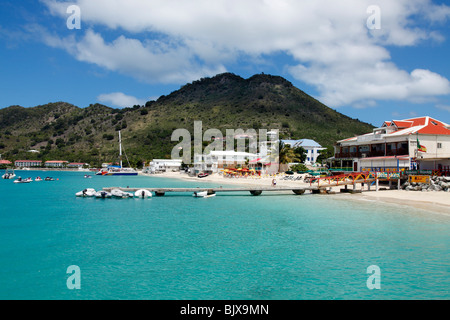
top-left (96, 131), bottom-right (138, 176)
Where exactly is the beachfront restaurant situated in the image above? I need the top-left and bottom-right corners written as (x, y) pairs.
top-left (332, 116), bottom-right (450, 175)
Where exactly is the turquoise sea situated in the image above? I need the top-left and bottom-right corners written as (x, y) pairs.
top-left (0, 170), bottom-right (448, 300)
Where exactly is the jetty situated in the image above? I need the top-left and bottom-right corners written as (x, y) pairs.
top-left (103, 186), bottom-right (322, 196)
top-left (100, 171), bottom-right (409, 197)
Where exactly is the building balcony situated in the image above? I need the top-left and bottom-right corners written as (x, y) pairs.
top-left (335, 148), bottom-right (409, 159)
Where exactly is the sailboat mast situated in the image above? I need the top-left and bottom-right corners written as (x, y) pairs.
top-left (119, 130), bottom-right (123, 168)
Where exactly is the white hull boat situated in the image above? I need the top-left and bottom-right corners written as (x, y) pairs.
top-left (134, 189), bottom-right (152, 198)
top-left (2, 169), bottom-right (16, 179)
top-left (111, 188), bottom-right (133, 198)
top-left (193, 191), bottom-right (216, 198)
top-left (76, 188), bottom-right (97, 197)
top-left (96, 131), bottom-right (138, 176)
top-left (95, 191), bottom-right (112, 198)
top-left (14, 177), bottom-right (32, 184)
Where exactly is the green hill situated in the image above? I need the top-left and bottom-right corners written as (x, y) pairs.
top-left (0, 73), bottom-right (374, 167)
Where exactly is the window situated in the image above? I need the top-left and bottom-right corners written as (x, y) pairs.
top-left (437, 143), bottom-right (442, 149)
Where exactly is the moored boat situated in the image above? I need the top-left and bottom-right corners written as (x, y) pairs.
top-left (96, 131), bottom-right (138, 176)
top-left (95, 191), bottom-right (112, 198)
top-left (2, 168), bottom-right (16, 180)
top-left (111, 188), bottom-right (133, 198)
top-left (13, 177), bottom-right (31, 184)
top-left (193, 190), bottom-right (216, 198)
top-left (134, 189), bottom-right (152, 198)
top-left (75, 188), bottom-right (97, 197)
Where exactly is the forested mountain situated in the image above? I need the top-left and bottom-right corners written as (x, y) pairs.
top-left (0, 73), bottom-right (374, 166)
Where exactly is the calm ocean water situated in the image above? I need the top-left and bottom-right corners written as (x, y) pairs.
top-left (0, 170), bottom-right (448, 300)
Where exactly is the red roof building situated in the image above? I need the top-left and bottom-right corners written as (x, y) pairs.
top-left (15, 160), bottom-right (42, 167)
top-left (332, 116), bottom-right (450, 173)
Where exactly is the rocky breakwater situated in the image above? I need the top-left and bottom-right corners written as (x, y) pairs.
top-left (402, 176), bottom-right (450, 192)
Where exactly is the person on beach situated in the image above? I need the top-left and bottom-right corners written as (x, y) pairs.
top-left (272, 178), bottom-right (276, 187)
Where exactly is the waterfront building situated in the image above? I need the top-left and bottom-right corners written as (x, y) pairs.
top-left (147, 159), bottom-right (183, 173)
top-left (14, 160), bottom-right (42, 168)
top-left (45, 160), bottom-right (68, 168)
top-left (331, 116), bottom-right (450, 174)
top-left (67, 162), bottom-right (89, 169)
top-left (194, 151), bottom-right (259, 174)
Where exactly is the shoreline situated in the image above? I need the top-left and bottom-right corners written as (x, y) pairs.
top-left (141, 171), bottom-right (450, 215)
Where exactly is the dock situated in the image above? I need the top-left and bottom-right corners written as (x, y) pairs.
top-left (102, 172), bottom-right (405, 197)
top-left (103, 186), bottom-right (323, 196)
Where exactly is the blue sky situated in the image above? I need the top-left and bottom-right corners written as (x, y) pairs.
top-left (1, 0), bottom-right (450, 127)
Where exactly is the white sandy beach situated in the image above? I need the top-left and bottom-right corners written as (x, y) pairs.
top-left (141, 171), bottom-right (450, 215)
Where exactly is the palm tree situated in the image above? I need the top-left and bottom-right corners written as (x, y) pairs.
top-left (278, 142), bottom-right (300, 172)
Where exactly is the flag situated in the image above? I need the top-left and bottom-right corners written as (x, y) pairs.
top-left (417, 137), bottom-right (427, 153)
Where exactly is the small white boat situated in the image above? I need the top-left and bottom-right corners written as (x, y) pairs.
top-left (95, 191), bottom-right (112, 198)
top-left (193, 191), bottom-right (208, 197)
top-left (205, 193), bottom-right (216, 198)
top-left (134, 189), bottom-right (152, 198)
top-left (111, 188), bottom-right (133, 198)
top-left (84, 175), bottom-right (92, 179)
top-left (35, 177), bottom-right (43, 182)
top-left (75, 188), bottom-right (97, 197)
top-left (2, 169), bottom-right (16, 179)
top-left (13, 177), bottom-right (31, 184)
top-left (44, 177), bottom-right (55, 181)
top-left (193, 191), bottom-right (216, 198)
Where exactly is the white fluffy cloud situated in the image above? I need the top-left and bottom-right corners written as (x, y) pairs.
top-left (97, 92), bottom-right (146, 108)
top-left (41, 0), bottom-right (450, 108)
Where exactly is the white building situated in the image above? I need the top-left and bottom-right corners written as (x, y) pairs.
top-left (332, 116), bottom-right (450, 174)
top-left (194, 151), bottom-right (259, 174)
top-left (45, 160), bottom-right (68, 168)
top-left (147, 159), bottom-right (183, 173)
top-left (15, 160), bottom-right (42, 168)
top-left (282, 139), bottom-right (326, 165)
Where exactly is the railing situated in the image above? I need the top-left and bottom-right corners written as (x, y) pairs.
top-left (312, 171), bottom-right (402, 187)
top-left (335, 149), bottom-right (409, 159)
